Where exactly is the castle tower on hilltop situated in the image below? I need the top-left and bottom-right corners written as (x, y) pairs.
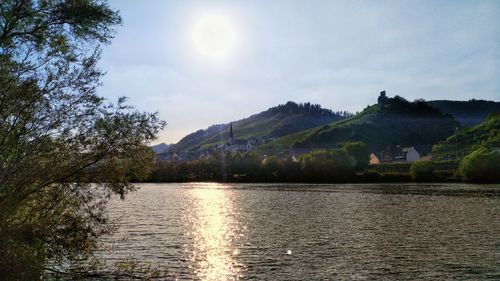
top-left (378, 90), bottom-right (388, 104)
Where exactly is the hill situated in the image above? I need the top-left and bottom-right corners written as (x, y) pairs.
top-left (432, 113), bottom-right (500, 160)
top-left (169, 102), bottom-right (348, 152)
top-left (426, 99), bottom-right (500, 126)
top-left (258, 95), bottom-right (459, 154)
top-left (151, 143), bottom-right (170, 154)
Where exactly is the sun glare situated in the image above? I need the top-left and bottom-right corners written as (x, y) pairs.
top-left (192, 14), bottom-right (236, 59)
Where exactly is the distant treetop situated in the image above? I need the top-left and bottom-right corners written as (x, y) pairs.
top-left (269, 101), bottom-right (353, 117)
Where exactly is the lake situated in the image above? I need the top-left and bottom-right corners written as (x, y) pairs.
top-left (99, 183), bottom-right (500, 280)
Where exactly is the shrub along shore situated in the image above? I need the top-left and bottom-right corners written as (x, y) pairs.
top-left (145, 145), bottom-right (499, 184)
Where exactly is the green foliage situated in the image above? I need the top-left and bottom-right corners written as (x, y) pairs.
top-left (0, 0), bottom-right (165, 278)
top-left (342, 141), bottom-right (369, 170)
top-left (148, 149), bottom-right (358, 183)
top-left (228, 152), bottom-right (262, 179)
top-left (264, 96), bottom-right (459, 152)
top-left (261, 156), bottom-right (281, 179)
top-left (459, 147), bottom-right (500, 183)
top-left (299, 149), bottom-right (356, 182)
top-left (361, 170), bottom-right (382, 181)
top-left (148, 151), bottom-right (465, 183)
top-left (432, 113), bottom-right (500, 161)
top-left (170, 101), bottom-right (347, 152)
top-left (410, 160), bottom-right (435, 182)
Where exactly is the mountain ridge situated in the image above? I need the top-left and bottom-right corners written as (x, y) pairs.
top-left (426, 99), bottom-right (500, 126)
top-left (162, 95), bottom-right (499, 159)
top-left (257, 95), bottom-right (459, 154)
top-left (168, 101), bottom-right (350, 152)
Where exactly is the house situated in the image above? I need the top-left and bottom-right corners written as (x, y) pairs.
top-left (369, 153), bottom-right (381, 165)
top-left (278, 150), bottom-right (300, 162)
top-left (377, 145), bottom-right (421, 163)
top-left (403, 146), bottom-right (420, 162)
top-left (378, 146), bottom-right (400, 163)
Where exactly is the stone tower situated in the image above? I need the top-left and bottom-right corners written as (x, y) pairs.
top-left (378, 90), bottom-right (388, 104)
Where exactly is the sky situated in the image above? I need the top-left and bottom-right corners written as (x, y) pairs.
top-left (98, 0), bottom-right (500, 144)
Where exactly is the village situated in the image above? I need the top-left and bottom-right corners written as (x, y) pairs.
top-left (156, 122), bottom-right (431, 165)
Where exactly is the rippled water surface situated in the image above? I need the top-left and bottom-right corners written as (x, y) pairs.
top-left (100, 183), bottom-right (500, 280)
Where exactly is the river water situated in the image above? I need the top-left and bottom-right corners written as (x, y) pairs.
top-left (99, 183), bottom-right (499, 280)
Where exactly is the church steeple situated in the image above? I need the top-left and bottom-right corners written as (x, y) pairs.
top-left (229, 122), bottom-right (234, 141)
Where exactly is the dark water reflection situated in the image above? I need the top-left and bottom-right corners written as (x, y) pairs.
top-left (101, 183), bottom-right (500, 280)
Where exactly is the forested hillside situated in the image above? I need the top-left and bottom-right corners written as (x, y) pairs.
top-left (258, 96), bottom-right (459, 153)
top-left (427, 99), bottom-right (500, 126)
top-left (432, 113), bottom-right (500, 160)
top-left (169, 102), bottom-right (349, 152)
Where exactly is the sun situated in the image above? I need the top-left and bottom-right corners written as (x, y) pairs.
top-left (192, 14), bottom-right (236, 59)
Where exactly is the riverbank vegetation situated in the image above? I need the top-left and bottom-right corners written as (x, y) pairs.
top-left (150, 112), bottom-right (499, 184)
top-left (148, 142), bottom-right (453, 183)
top-left (147, 152), bottom-right (499, 183)
top-left (149, 136), bottom-right (499, 184)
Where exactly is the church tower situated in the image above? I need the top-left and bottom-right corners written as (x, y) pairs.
top-left (229, 122), bottom-right (234, 144)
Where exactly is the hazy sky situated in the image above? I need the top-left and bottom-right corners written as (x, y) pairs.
top-left (98, 0), bottom-right (500, 144)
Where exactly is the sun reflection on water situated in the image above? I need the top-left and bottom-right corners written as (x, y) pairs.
top-left (187, 183), bottom-right (244, 280)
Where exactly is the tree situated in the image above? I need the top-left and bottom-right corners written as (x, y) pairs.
top-left (300, 149), bottom-right (355, 182)
top-left (410, 160), bottom-right (434, 182)
top-left (281, 156), bottom-right (302, 182)
top-left (459, 147), bottom-right (500, 183)
top-left (239, 152), bottom-right (262, 180)
top-left (0, 0), bottom-right (165, 278)
top-left (261, 155), bottom-right (281, 180)
top-left (342, 141), bottom-right (369, 171)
